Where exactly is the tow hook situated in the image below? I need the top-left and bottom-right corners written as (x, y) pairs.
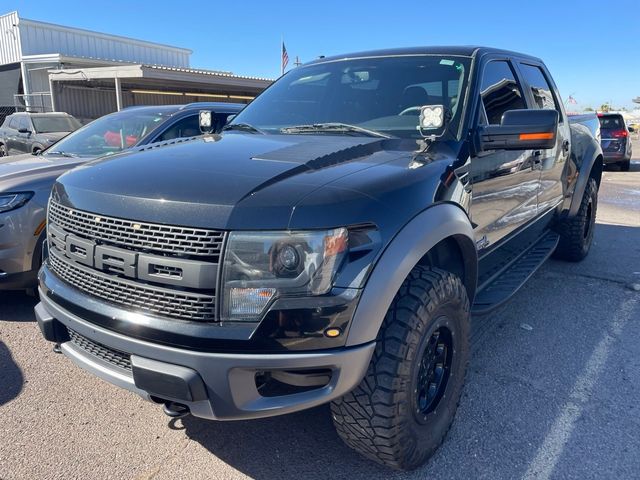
top-left (52, 343), bottom-right (62, 354)
top-left (162, 401), bottom-right (191, 419)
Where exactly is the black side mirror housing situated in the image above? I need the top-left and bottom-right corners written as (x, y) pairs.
top-left (478, 109), bottom-right (559, 151)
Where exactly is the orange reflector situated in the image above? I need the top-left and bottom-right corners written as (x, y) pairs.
top-left (34, 220), bottom-right (46, 236)
top-left (519, 132), bottom-right (554, 141)
top-left (324, 328), bottom-right (342, 338)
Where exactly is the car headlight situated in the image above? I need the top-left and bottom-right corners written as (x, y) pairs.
top-left (0, 192), bottom-right (34, 213)
top-left (221, 228), bottom-right (348, 321)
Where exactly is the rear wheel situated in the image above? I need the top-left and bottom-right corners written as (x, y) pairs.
top-left (331, 266), bottom-right (470, 470)
top-left (619, 160), bottom-right (631, 172)
top-left (0, 144), bottom-right (6, 157)
top-left (553, 177), bottom-right (598, 262)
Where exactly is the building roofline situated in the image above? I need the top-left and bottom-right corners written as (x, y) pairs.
top-left (15, 13), bottom-right (192, 55)
top-left (47, 64), bottom-right (274, 84)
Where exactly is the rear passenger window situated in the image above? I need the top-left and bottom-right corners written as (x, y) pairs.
top-left (479, 61), bottom-right (526, 125)
top-left (519, 64), bottom-right (560, 113)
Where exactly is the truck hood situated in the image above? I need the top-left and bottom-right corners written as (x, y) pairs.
top-left (0, 153), bottom-right (84, 192)
top-left (53, 133), bottom-right (414, 229)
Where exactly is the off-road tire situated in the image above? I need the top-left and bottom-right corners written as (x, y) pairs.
top-left (331, 266), bottom-right (470, 470)
top-left (553, 177), bottom-right (598, 262)
top-left (0, 144), bottom-right (6, 157)
top-left (619, 160), bottom-right (630, 172)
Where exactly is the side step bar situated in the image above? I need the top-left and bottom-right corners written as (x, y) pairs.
top-left (472, 232), bottom-right (559, 315)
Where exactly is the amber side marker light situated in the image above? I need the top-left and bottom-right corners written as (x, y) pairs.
top-left (34, 220), bottom-right (46, 236)
top-left (324, 328), bottom-right (342, 338)
top-left (519, 132), bottom-right (555, 140)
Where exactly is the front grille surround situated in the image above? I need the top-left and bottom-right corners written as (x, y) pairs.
top-left (68, 327), bottom-right (132, 372)
top-left (46, 199), bottom-right (223, 322)
top-left (49, 200), bottom-right (225, 259)
top-left (49, 248), bottom-right (217, 321)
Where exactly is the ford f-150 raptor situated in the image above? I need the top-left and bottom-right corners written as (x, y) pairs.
top-left (35, 47), bottom-right (603, 470)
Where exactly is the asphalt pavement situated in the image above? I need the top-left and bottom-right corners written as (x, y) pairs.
top-left (1, 146), bottom-right (639, 480)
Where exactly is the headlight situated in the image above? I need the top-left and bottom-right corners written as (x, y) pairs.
top-left (221, 228), bottom-right (348, 321)
top-left (0, 192), bottom-right (34, 213)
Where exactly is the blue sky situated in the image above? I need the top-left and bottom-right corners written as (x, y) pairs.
top-left (4, 0), bottom-right (639, 110)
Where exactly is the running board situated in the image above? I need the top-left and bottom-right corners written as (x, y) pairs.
top-left (472, 232), bottom-right (559, 315)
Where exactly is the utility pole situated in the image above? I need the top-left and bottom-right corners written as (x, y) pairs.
top-left (294, 56), bottom-right (302, 67)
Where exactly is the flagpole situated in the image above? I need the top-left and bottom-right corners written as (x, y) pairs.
top-left (281, 35), bottom-right (284, 77)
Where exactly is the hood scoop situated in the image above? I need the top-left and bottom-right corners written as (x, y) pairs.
top-left (245, 137), bottom-right (386, 199)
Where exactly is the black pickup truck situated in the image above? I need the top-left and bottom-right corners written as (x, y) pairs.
top-left (36, 47), bottom-right (603, 470)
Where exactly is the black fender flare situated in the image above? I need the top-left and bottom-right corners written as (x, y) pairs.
top-left (568, 138), bottom-right (603, 217)
top-left (345, 203), bottom-right (477, 347)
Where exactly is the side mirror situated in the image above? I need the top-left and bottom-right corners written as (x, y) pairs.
top-left (477, 109), bottom-right (559, 151)
top-left (628, 126), bottom-right (635, 133)
top-left (225, 114), bottom-right (237, 125)
top-left (18, 127), bottom-right (31, 134)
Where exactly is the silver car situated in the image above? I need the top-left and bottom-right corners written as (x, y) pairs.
top-left (0, 103), bottom-right (243, 291)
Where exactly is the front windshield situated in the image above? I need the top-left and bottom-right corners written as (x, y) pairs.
top-left (45, 108), bottom-right (176, 157)
top-left (32, 116), bottom-right (81, 133)
top-left (231, 55), bottom-right (471, 139)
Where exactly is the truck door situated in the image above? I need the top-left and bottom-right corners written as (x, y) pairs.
top-left (470, 59), bottom-right (540, 253)
top-left (516, 62), bottom-right (569, 214)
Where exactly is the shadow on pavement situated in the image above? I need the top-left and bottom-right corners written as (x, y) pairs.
top-left (0, 341), bottom-right (24, 406)
top-left (181, 405), bottom-right (394, 479)
top-left (0, 291), bottom-right (38, 322)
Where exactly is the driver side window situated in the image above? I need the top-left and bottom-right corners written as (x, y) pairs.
top-left (479, 61), bottom-right (525, 125)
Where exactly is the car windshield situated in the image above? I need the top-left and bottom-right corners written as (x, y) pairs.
top-left (32, 116), bottom-right (82, 133)
top-left (229, 55), bottom-right (471, 140)
top-left (44, 108), bottom-right (176, 157)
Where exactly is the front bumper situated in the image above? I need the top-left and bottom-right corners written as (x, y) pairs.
top-left (36, 291), bottom-right (375, 420)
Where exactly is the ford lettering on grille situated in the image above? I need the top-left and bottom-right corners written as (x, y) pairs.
top-left (49, 224), bottom-right (217, 289)
top-left (46, 201), bottom-right (222, 321)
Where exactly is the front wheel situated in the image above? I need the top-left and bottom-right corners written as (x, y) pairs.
top-left (331, 266), bottom-right (470, 470)
top-left (0, 144), bottom-right (6, 157)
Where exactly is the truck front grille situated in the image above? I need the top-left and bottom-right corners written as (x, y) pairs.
top-left (49, 200), bottom-right (225, 258)
top-left (46, 200), bottom-right (222, 322)
top-left (68, 327), bottom-right (132, 372)
top-left (49, 244), bottom-right (217, 321)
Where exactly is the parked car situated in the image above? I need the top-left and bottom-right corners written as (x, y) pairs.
top-left (0, 112), bottom-right (82, 156)
top-left (598, 112), bottom-right (633, 170)
top-left (0, 102), bottom-right (242, 291)
top-left (35, 47), bottom-right (602, 470)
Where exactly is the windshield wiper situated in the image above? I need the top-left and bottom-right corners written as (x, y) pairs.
top-left (280, 123), bottom-right (392, 138)
top-left (46, 150), bottom-right (78, 158)
top-left (222, 123), bottom-right (265, 134)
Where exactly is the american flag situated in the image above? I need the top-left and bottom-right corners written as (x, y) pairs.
top-left (567, 95), bottom-right (577, 105)
top-left (281, 42), bottom-right (289, 75)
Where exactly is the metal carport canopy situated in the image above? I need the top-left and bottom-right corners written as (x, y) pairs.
top-left (48, 64), bottom-right (273, 114)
